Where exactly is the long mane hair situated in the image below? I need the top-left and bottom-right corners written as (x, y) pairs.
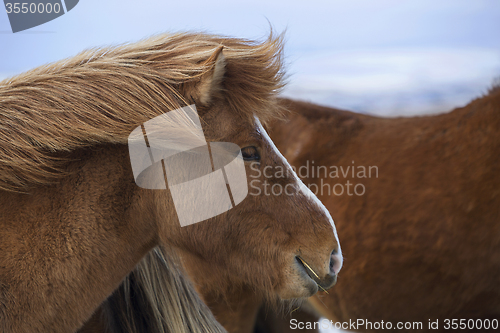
top-left (0, 32), bottom-right (285, 192)
top-left (96, 247), bottom-right (227, 333)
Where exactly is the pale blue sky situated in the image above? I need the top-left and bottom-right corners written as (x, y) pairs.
top-left (1, 0), bottom-right (500, 115)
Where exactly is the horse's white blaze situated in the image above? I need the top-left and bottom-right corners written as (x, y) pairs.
top-left (255, 118), bottom-right (343, 271)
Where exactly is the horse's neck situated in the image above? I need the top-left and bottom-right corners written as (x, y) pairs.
top-left (0, 144), bottom-right (160, 333)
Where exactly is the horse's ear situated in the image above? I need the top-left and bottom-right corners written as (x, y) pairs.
top-left (196, 46), bottom-right (225, 106)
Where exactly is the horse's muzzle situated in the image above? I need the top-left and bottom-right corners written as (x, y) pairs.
top-left (296, 250), bottom-right (343, 291)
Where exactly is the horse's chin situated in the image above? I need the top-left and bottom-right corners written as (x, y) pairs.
top-left (278, 281), bottom-right (319, 299)
top-left (276, 258), bottom-right (321, 299)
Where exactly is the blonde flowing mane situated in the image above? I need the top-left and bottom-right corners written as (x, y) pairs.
top-left (98, 247), bottom-right (227, 333)
top-left (0, 32), bottom-right (285, 192)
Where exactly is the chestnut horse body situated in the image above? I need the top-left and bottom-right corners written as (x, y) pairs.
top-left (263, 93), bottom-right (500, 332)
top-left (0, 33), bottom-right (342, 333)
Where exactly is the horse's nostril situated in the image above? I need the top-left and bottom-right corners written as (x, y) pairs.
top-left (329, 251), bottom-right (343, 275)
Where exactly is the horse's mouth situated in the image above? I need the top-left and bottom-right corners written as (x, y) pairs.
top-left (296, 256), bottom-right (337, 293)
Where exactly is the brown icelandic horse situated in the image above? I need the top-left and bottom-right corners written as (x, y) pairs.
top-left (0, 33), bottom-right (343, 333)
top-left (256, 91), bottom-right (500, 332)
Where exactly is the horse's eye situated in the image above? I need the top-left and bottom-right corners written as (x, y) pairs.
top-left (241, 146), bottom-right (260, 161)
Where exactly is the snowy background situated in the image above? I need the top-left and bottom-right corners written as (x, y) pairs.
top-left (1, 0), bottom-right (500, 117)
top-left (1, 0), bottom-right (500, 328)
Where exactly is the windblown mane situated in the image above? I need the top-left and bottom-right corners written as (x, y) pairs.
top-left (96, 246), bottom-right (227, 333)
top-left (489, 77), bottom-right (500, 94)
top-left (0, 32), bottom-right (285, 192)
